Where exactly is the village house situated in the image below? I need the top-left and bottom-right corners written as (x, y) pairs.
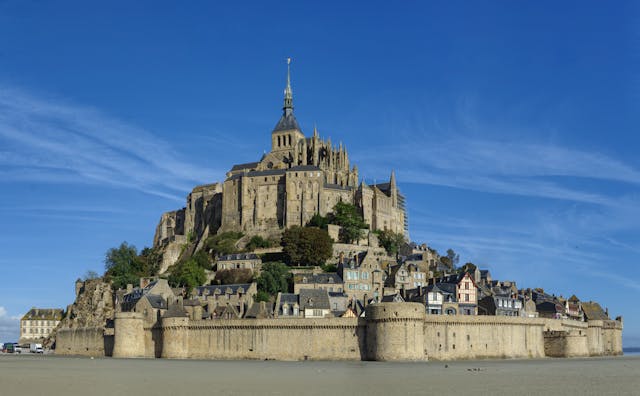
top-left (19, 308), bottom-right (64, 343)
top-left (194, 283), bottom-right (257, 319)
top-left (293, 273), bottom-right (343, 294)
top-left (216, 253), bottom-right (262, 273)
top-left (338, 251), bottom-right (385, 301)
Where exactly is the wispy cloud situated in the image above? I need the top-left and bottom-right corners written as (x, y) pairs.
top-left (354, 138), bottom-right (640, 207)
top-left (0, 87), bottom-right (223, 202)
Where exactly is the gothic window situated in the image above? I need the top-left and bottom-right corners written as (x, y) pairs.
top-left (278, 136), bottom-right (281, 147)
top-left (288, 135), bottom-right (292, 146)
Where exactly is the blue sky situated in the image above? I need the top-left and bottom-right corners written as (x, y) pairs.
top-left (0, 1), bottom-right (638, 346)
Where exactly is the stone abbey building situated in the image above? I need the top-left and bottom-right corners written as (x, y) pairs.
top-left (154, 62), bottom-right (407, 251)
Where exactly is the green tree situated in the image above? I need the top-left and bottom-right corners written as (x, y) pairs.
top-left (203, 231), bottom-right (243, 256)
top-left (307, 213), bottom-right (329, 229)
top-left (253, 290), bottom-right (271, 303)
top-left (82, 270), bottom-right (100, 281)
top-left (330, 201), bottom-right (368, 244)
top-left (460, 262), bottom-right (477, 274)
top-left (168, 257), bottom-right (206, 292)
top-left (281, 226), bottom-right (333, 266)
top-left (255, 262), bottom-right (291, 296)
top-left (377, 229), bottom-right (407, 259)
top-left (246, 235), bottom-right (272, 251)
top-left (321, 263), bottom-right (337, 273)
top-left (104, 242), bottom-right (142, 289)
top-left (213, 268), bottom-right (253, 285)
top-left (446, 249), bottom-right (460, 269)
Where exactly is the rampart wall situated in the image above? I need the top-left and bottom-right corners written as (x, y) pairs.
top-left (56, 327), bottom-right (112, 357)
top-left (56, 303), bottom-right (623, 361)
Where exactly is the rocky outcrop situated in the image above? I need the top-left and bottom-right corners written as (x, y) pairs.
top-left (46, 278), bottom-right (115, 348)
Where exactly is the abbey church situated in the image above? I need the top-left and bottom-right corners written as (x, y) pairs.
top-left (154, 62), bottom-right (407, 253)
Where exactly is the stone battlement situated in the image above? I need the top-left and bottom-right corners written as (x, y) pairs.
top-left (56, 303), bottom-right (623, 361)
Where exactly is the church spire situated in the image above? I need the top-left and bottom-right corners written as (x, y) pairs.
top-left (283, 57), bottom-right (293, 115)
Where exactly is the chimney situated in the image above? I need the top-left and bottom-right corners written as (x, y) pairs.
top-left (605, 307), bottom-right (609, 317)
top-left (339, 252), bottom-right (344, 265)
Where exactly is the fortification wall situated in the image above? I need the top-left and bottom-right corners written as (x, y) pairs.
top-left (161, 317), bottom-right (366, 361)
top-left (100, 303), bottom-right (623, 361)
top-left (422, 315), bottom-right (546, 360)
top-left (56, 327), bottom-right (111, 357)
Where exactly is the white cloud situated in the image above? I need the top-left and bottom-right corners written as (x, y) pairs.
top-left (0, 86), bottom-right (224, 202)
top-left (0, 306), bottom-right (20, 343)
top-left (353, 138), bottom-right (640, 207)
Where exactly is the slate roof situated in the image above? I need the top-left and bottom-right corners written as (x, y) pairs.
top-left (230, 162), bottom-right (259, 172)
top-left (196, 283), bottom-right (252, 296)
top-left (218, 253), bottom-right (260, 261)
top-left (581, 302), bottom-right (609, 320)
top-left (245, 301), bottom-right (274, 318)
top-left (381, 294), bottom-right (405, 303)
top-left (323, 183), bottom-right (353, 191)
top-left (145, 295), bottom-right (168, 309)
top-left (273, 112), bottom-right (302, 132)
top-left (288, 165), bottom-right (321, 171)
top-left (294, 273), bottom-right (343, 285)
top-left (21, 308), bottom-right (64, 321)
top-left (279, 293), bottom-right (299, 305)
top-left (299, 289), bottom-right (331, 310)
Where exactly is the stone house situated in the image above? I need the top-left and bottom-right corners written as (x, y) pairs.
top-left (120, 279), bottom-right (175, 313)
top-left (19, 308), bottom-right (64, 343)
top-left (478, 294), bottom-right (522, 316)
top-left (338, 251), bottom-right (385, 301)
top-left (194, 283), bottom-right (257, 319)
top-left (275, 293), bottom-right (300, 318)
top-left (328, 292), bottom-right (350, 315)
top-left (299, 289), bottom-right (332, 318)
top-left (436, 272), bottom-right (478, 315)
top-left (581, 301), bottom-right (609, 321)
top-left (216, 253), bottom-right (262, 273)
top-left (536, 300), bottom-right (566, 319)
top-left (293, 273), bottom-right (343, 294)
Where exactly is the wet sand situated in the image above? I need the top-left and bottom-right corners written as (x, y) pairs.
top-left (1, 354), bottom-right (639, 395)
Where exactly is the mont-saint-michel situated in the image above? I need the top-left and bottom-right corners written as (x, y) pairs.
top-left (18, 62), bottom-right (616, 363)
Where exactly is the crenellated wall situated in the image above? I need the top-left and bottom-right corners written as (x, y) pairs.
top-left (59, 303), bottom-right (621, 361)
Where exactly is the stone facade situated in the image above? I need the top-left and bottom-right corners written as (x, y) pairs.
top-left (19, 308), bottom-right (64, 344)
top-left (55, 301), bottom-right (623, 361)
top-left (152, 65), bottom-right (407, 271)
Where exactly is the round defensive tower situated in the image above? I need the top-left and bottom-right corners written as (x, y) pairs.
top-left (365, 302), bottom-right (425, 361)
top-left (112, 312), bottom-right (145, 358)
top-left (161, 316), bottom-right (190, 359)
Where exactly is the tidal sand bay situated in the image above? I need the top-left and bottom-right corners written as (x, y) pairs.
top-left (1, 355), bottom-right (639, 396)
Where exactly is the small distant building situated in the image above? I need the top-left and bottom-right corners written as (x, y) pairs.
top-left (299, 289), bottom-right (331, 318)
top-left (20, 308), bottom-right (64, 343)
top-left (216, 253), bottom-right (262, 273)
top-left (195, 283), bottom-right (257, 319)
top-left (275, 293), bottom-right (300, 318)
top-left (293, 273), bottom-right (343, 294)
top-left (478, 294), bottom-right (522, 316)
top-left (119, 279), bottom-right (175, 324)
top-left (581, 301), bottom-right (609, 321)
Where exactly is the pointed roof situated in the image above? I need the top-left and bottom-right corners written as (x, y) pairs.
top-left (273, 57), bottom-right (302, 133)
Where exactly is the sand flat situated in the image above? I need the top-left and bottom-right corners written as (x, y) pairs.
top-left (0, 354), bottom-right (639, 395)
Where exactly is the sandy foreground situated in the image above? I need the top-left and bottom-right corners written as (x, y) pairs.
top-left (0, 354), bottom-right (639, 396)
